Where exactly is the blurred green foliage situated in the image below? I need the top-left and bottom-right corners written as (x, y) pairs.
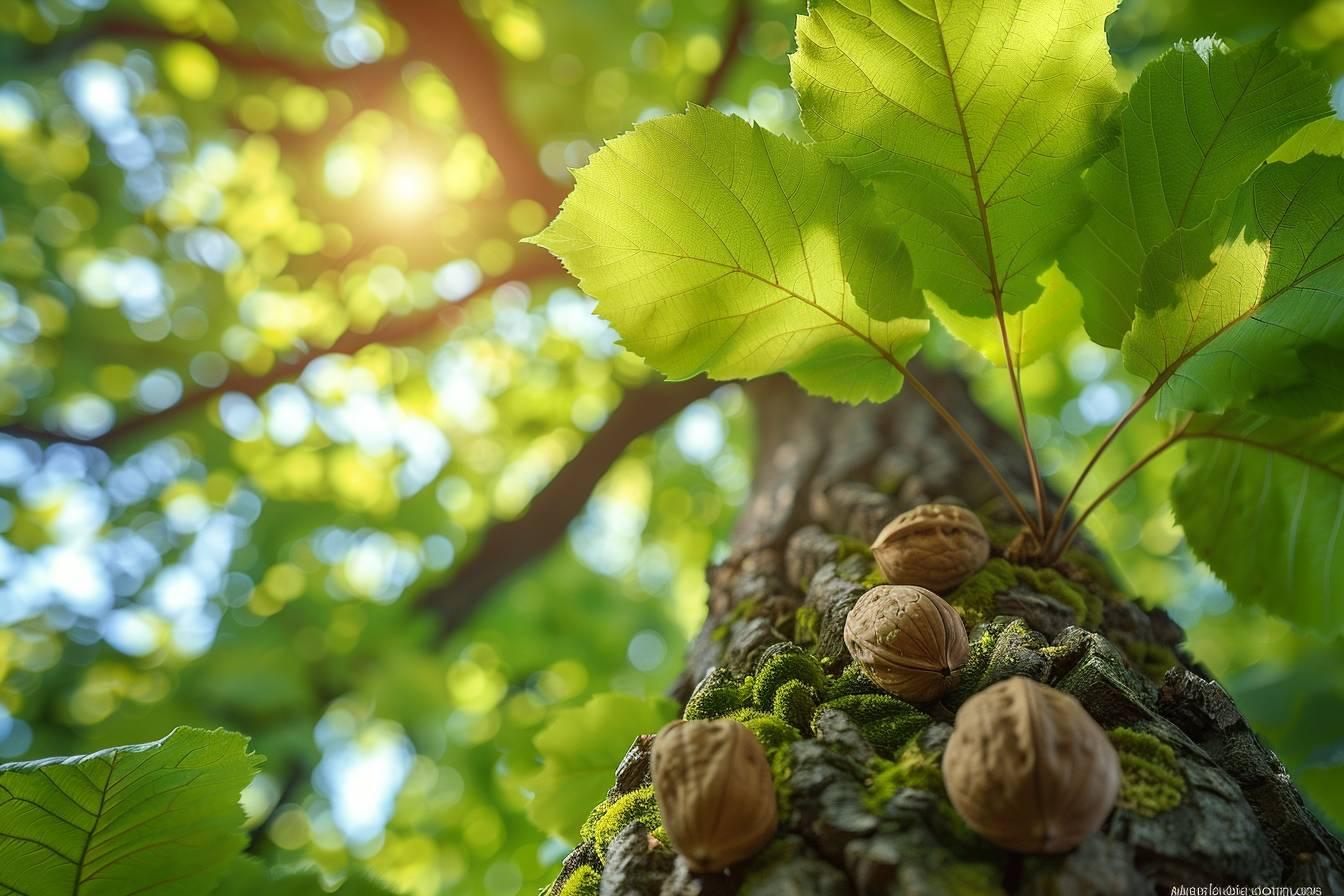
top-left (527, 691), bottom-right (676, 842)
top-left (0, 0), bottom-right (1341, 894)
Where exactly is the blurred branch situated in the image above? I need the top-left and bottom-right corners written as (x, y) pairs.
top-left (39, 5), bottom-right (562, 207)
top-left (376, 0), bottom-right (565, 209)
top-left (411, 5), bottom-right (751, 635)
top-left (417, 377), bottom-right (719, 638)
top-left (699, 1), bottom-right (751, 105)
top-left (26, 17), bottom-right (353, 83)
top-left (0, 254), bottom-right (561, 449)
top-left (3, 1), bottom-right (752, 451)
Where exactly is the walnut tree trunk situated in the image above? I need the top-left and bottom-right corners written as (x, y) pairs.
top-left (551, 369), bottom-right (1344, 896)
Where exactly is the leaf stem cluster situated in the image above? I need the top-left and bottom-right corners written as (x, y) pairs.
top-left (898, 320), bottom-right (1193, 566)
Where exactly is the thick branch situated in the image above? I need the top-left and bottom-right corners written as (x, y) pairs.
top-left (25, 17), bottom-right (346, 82)
top-left (0, 255), bottom-right (561, 448)
top-left (410, 0), bottom-right (752, 637)
top-left (377, 0), bottom-right (566, 209)
top-left (42, 7), bottom-right (559, 206)
top-left (580, 372), bottom-right (1344, 893)
top-left (698, 1), bottom-right (751, 105)
top-left (416, 377), bottom-right (719, 637)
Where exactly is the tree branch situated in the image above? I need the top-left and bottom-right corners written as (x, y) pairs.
top-left (376, 0), bottom-right (566, 210)
top-left (698, 1), bottom-right (751, 105)
top-left (39, 5), bottom-right (562, 208)
top-left (0, 255), bottom-right (561, 448)
top-left (24, 17), bottom-right (346, 82)
top-left (417, 377), bottom-right (719, 637)
top-left (410, 0), bottom-right (752, 637)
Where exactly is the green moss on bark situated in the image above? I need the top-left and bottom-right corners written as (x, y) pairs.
top-left (753, 645), bottom-right (827, 708)
top-left (772, 679), bottom-right (819, 732)
top-left (818, 693), bottom-right (930, 756)
top-left (835, 534), bottom-right (874, 563)
top-left (946, 558), bottom-right (1103, 629)
top-left (865, 739), bottom-right (944, 811)
top-left (945, 560), bottom-right (1016, 627)
top-left (933, 863), bottom-right (1007, 895)
top-left (557, 865), bottom-right (601, 896)
top-left (684, 667), bottom-right (751, 720)
top-left (593, 787), bottom-right (661, 860)
top-left (1060, 548), bottom-right (1120, 592)
top-left (580, 797), bottom-right (612, 843)
top-left (1109, 727), bottom-right (1186, 816)
top-left (826, 662), bottom-right (887, 700)
top-left (711, 598), bottom-right (760, 642)
top-left (860, 566), bottom-right (887, 590)
top-left (730, 709), bottom-right (801, 815)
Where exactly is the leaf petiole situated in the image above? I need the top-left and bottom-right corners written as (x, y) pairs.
top-left (1047, 414), bottom-right (1192, 561)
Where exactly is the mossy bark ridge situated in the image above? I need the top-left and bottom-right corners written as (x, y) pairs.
top-left (548, 370), bottom-right (1344, 896)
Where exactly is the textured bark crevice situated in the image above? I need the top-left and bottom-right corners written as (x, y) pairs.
top-left (551, 368), bottom-right (1344, 896)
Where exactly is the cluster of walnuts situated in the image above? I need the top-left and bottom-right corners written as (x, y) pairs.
top-left (650, 504), bottom-right (1121, 873)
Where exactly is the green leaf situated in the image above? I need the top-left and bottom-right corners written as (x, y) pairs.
top-left (527, 105), bottom-right (927, 404)
top-left (1271, 116), bottom-right (1344, 164)
top-left (1123, 155), bottom-right (1344, 415)
top-left (1173, 411), bottom-right (1344, 633)
top-left (1064, 36), bottom-right (1331, 346)
top-left (792, 0), bottom-right (1120, 317)
top-left (928, 264), bottom-right (1082, 368)
top-left (525, 692), bottom-right (676, 841)
top-left (0, 727), bottom-right (261, 896)
top-left (211, 858), bottom-right (401, 895)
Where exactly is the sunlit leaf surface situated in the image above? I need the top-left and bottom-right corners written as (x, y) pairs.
top-left (792, 0), bottom-right (1120, 316)
top-left (1064, 36), bottom-right (1331, 346)
top-left (530, 105), bottom-right (927, 403)
top-left (1124, 155), bottom-right (1344, 415)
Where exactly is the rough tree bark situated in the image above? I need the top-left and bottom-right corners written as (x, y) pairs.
top-left (549, 368), bottom-right (1344, 896)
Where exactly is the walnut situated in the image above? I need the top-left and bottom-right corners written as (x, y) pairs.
top-left (842, 584), bottom-right (969, 702)
top-left (871, 503), bottom-right (990, 592)
top-left (942, 676), bottom-right (1120, 853)
top-left (651, 719), bottom-right (777, 872)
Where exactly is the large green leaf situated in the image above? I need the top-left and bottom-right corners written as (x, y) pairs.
top-left (525, 692), bottom-right (676, 841)
top-left (1123, 155), bottom-right (1344, 415)
top-left (0, 727), bottom-right (260, 896)
top-left (792, 0), bottom-right (1120, 317)
top-left (527, 105), bottom-right (927, 404)
top-left (1173, 412), bottom-right (1344, 633)
top-left (1063, 36), bottom-right (1331, 347)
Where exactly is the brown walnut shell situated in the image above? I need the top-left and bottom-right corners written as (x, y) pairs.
top-left (942, 676), bottom-right (1120, 853)
top-left (651, 718), bottom-right (777, 872)
top-left (871, 503), bottom-right (990, 592)
top-left (842, 585), bottom-right (969, 702)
